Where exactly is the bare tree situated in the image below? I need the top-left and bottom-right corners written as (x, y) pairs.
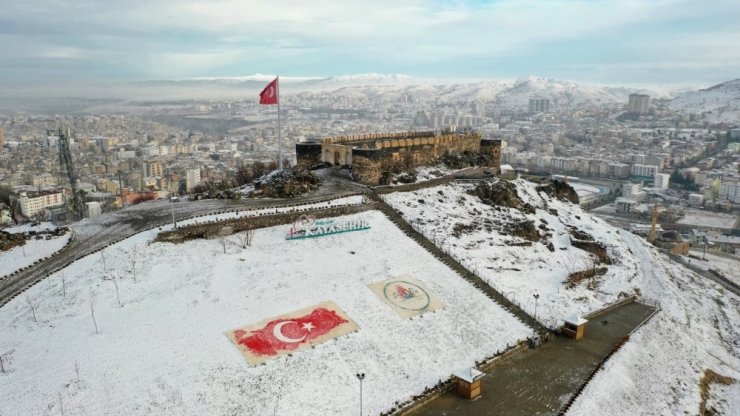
top-left (90, 292), bottom-right (99, 334)
top-left (25, 295), bottom-right (39, 323)
top-left (219, 236), bottom-right (227, 254)
top-left (60, 272), bottom-right (67, 298)
top-left (0, 353), bottom-right (5, 374)
top-left (237, 229), bottom-right (255, 248)
top-left (105, 275), bottom-right (122, 307)
top-left (101, 251), bottom-right (107, 274)
top-left (130, 245), bottom-right (138, 282)
top-left (59, 392), bottom-right (64, 416)
top-left (75, 361), bottom-right (80, 388)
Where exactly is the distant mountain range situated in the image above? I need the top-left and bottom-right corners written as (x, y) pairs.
top-left (2, 73), bottom-right (738, 119)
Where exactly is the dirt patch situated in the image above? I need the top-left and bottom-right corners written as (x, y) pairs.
top-left (452, 222), bottom-right (479, 238)
top-left (571, 240), bottom-right (612, 265)
top-left (568, 226), bottom-right (595, 241)
top-left (565, 267), bottom-right (609, 288)
top-left (699, 369), bottom-right (735, 415)
top-left (468, 180), bottom-right (536, 214)
top-left (535, 179), bottom-right (580, 204)
top-left (505, 220), bottom-right (541, 242)
top-left (0, 230), bottom-right (26, 251)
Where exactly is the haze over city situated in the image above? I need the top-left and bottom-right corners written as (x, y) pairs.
top-left (1, 0), bottom-right (739, 90)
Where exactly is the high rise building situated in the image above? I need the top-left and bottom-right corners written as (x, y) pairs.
top-left (627, 94), bottom-right (650, 114)
top-left (185, 168), bottom-right (201, 191)
top-left (528, 98), bottom-right (550, 114)
top-left (0, 128), bottom-right (5, 148)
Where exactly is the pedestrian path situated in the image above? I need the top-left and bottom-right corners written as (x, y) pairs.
top-left (407, 301), bottom-right (657, 416)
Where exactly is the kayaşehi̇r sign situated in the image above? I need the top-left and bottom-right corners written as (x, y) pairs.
top-left (226, 301), bottom-right (359, 365)
top-left (286, 215), bottom-right (370, 240)
top-left (368, 275), bottom-right (444, 318)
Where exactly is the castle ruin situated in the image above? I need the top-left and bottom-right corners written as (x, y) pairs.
top-left (296, 131), bottom-right (501, 185)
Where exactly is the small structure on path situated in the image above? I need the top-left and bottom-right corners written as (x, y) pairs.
top-left (563, 316), bottom-right (588, 340)
top-left (452, 367), bottom-right (484, 400)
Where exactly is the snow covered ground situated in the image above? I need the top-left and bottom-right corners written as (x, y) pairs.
top-left (0, 223), bottom-right (71, 277)
top-left (567, 232), bottom-right (740, 415)
top-left (685, 250), bottom-right (740, 286)
top-left (0, 210), bottom-right (530, 416)
top-left (678, 209), bottom-right (738, 229)
top-left (384, 179), bottom-right (641, 328)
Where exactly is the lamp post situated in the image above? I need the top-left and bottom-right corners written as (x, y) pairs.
top-left (356, 373), bottom-right (365, 416)
top-left (170, 196), bottom-right (177, 229)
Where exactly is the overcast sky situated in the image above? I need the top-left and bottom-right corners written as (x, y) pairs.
top-left (1, 0), bottom-right (738, 88)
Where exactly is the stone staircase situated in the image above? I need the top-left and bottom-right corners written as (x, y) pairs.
top-left (368, 192), bottom-right (548, 334)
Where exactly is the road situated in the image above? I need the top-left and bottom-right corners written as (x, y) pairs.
top-left (0, 171), bottom-right (366, 307)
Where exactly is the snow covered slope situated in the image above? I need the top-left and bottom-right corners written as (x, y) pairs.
top-left (384, 178), bottom-right (739, 415)
top-left (668, 79), bottom-right (740, 122)
top-left (568, 232), bottom-right (739, 415)
top-left (384, 178), bottom-right (641, 328)
top-left (0, 210), bottom-right (530, 416)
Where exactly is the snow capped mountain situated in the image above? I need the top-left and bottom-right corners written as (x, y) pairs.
top-left (668, 78), bottom-right (740, 122)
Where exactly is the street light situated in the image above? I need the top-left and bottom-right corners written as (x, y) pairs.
top-left (356, 373), bottom-right (365, 416)
top-left (170, 196), bottom-right (177, 229)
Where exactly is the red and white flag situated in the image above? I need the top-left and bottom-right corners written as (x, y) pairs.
top-left (227, 301), bottom-right (358, 365)
top-left (259, 77), bottom-right (279, 105)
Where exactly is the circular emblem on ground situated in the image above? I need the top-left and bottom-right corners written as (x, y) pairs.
top-left (383, 280), bottom-right (431, 311)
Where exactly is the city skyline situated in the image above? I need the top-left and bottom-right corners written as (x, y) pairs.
top-left (1, 0), bottom-right (739, 89)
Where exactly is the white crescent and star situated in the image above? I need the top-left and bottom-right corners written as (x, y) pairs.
top-left (273, 321), bottom-right (314, 343)
top-left (267, 86), bottom-right (275, 98)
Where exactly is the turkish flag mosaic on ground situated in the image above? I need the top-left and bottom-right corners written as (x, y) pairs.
top-left (226, 301), bottom-right (359, 365)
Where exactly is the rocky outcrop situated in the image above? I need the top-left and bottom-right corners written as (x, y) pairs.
top-left (468, 180), bottom-right (536, 214)
top-left (251, 168), bottom-right (321, 198)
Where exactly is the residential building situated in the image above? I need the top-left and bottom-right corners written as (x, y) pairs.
top-left (627, 94), bottom-right (650, 114)
top-left (654, 173), bottom-right (670, 190)
top-left (18, 191), bottom-right (64, 217)
top-left (528, 98), bottom-right (550, 114)
top-left (185, 168), bottom-right (201, 191)
top-left (85, 201), bottom-right (102, 219)
top-left (632, 164), bottom-right (660, 180)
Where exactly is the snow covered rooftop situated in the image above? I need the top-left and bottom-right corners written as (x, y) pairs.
top-left (564, 316), bottom-right (588, 326)
top-left (452, 367), bottom-right (484, 383)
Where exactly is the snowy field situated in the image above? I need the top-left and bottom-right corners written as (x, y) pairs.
top-left (568, 232), bottom-right (740, 415)
top-left (0, 210), bottom-right (530, 416)
top-left (685, 250), bottom-right (740, 286)
top-left (0, 222), bottom-right (71, 277)
top-left (384, 179), bottom-right (641, 328)
top-left (678, 209), bottom-right (738, 229)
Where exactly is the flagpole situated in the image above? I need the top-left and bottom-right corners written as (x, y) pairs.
top-left (277, 75), bottom-right (283, 169)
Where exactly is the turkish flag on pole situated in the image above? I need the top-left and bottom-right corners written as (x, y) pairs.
top-left (259, 77), bottom-right (279, 105)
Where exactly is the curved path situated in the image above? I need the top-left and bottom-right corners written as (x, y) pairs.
top-left (0, 175), bottom-right (367, 307)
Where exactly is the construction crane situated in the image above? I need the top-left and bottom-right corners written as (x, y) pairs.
top-left (50, 128), bottom-right (85, 219)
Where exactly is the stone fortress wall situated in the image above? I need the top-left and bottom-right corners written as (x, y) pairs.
top-left (296, 131), bottom-right (501, 185)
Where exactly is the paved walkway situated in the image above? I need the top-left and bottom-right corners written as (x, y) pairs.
top-left (408, 301), bottom-right (656, 416)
